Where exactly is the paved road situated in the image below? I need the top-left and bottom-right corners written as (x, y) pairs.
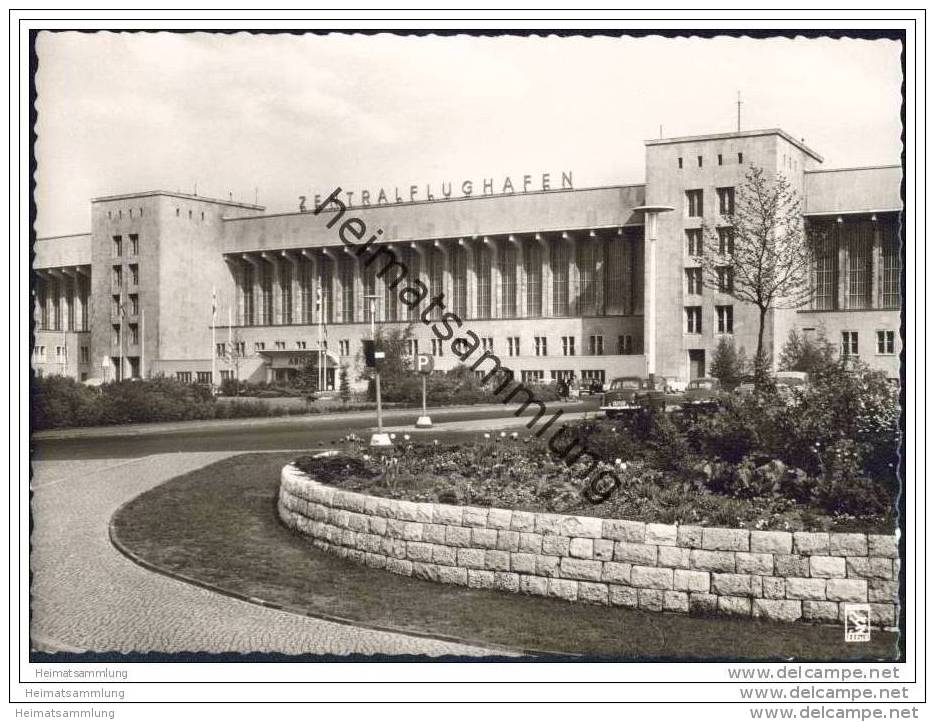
top-left (30, 451), bottom-right (507, 656)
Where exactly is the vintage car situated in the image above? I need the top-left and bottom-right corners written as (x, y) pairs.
top-left (734, 374), bottom-right (757, 397)
top-left (681, 376), bottom-right (724, 411)
top-left (775, 370), bottom-right (809, 403)
top-left (600, 376), bottom-right (645, 418)
top-left (635, 375), bottom-right (674, 412)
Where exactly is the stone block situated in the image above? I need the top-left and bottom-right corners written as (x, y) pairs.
top-left (541, 535), bottom-right (570, 557)
top-left (381, 537), bottom-right (407, 559)
top-left (519, 574), bottom-right (549, 596)
top-left (396, 500), bottom-right (432, 523)
top-left (690, 592), bottom-right (719, 615)
top-left (658, 546), bottom-right (692, 569)
top-left (445, 525), bottom-right (472, 547)
top-left (346, 549), bottom-right (366, 565)
top-left (830, 533), bottom-right (868, 557)
top-left (602, 561), bottom-right (632, 584)
top-left (467, 569), bottom-right (495, 589)
top-left (711, 573), bottom-right (759, 597)
top-left (802, 601), bottom-right (840, 623)
top-left (384, 518), bottom-right (407, 539)
top-left (496, 530), bottom-right (520, 552)
top-left (718, 595), bottom-right (752, 617)
top-left (535, 554), bottom-right (561, 577)
top-left (406, 541), bottom-right (434, 563)
top-left (702, 527), bottom-right (749, 551)
top-left (332, 490), bottom-right (356, 510)
top-left (674, 569), bottom-right (710, 593)
top-left (664, 590), bottom-right (690, 613)
top-left (432, 504), bottom-right (463, 526)
top-left (594, 539), bottom-right (615, 561)
top-left (677, 525), bottom-right (704, 548)
top-left (510, 510), bottom-right (537, 532)
top-left (690, 549), bottom-right (736, 573)
top-left (638, 589), bottom-right (664, 611)
top-left (472, 528), bottom-right (499, 549)
top-left (785, 577), bottom-right (827, 600)
top-left (846, 557), bottom-right (895, 580)
top-left (569, 538), bottom-right (594, 559)
top-left (735, 552), bottom-right (774, 575)
top-left (547, 578), bottom-right (579, 601)
top-left (412, 562), bottom-right (441, 581)
top-left (867, 535), bottom-right (899, 558)
top-left (869, 603), bottom-right (897, 628)
top-left (401, 522), bottom-right (423, 542)
top-left (340, 529), bottom-right (357, 548)
top-left (511, 552), bottom-right (537, 574)
top-left (431, 544), bottom-right (457, 567)
top-left (614, 541), bottom-right (658, 565)
top-left (487, 508), bottom-right (513, 530)
top-left (422, 523), bottom-right (447, 544)
top-left (578, 582), bottom-right (610, 605)
top-left (750, 530), bottom-right (793, 554)
top-left (868, 580), bottom-right (899, 603)
top-left (559, 557), bottom-right (604, 581)
top-left (493, 572), bottom-right (520, 593)
top-left (485, 550), bottom-right (512, 572)
top-left (518, 532), bottom-right (543, 554)
top-left (826, 578), bottom-right (868, 603)
top-left (762, 577), bottom-right (786, 599)
top-left (437, 566), bottom-right (468, 586)
top-left (793, 532), bottom-right (830, 556)
top-left (560, 515), bottom-right (604, 539)
top-left (535, 513), bottom-right (564, 536)
top-left (364, 552), bottom-right (387, 569)
top-left (602, 519), bottom-right (646, 543)
top-left (456, 548), bottom-right (486, 569)
top-left (369, 516), bottom-right (388, 536)
top-left (630, 566), bottom-right (674, 590)
top-left (753, 599), bottom-right (802, 623)
top-left (329, 509), bottom-right (351, 529)
top-left (462, 506), bottom-right (489, 528)
top-left (609, 584), bottom-right (639, 607)
top-left (810, 555), bottom-right (847, 578)
top-left (645, 523), bottom-right (678, 546)
top-left (385, 557), bottom-right (413, 576)
top-left (307, 483), bottom-right (335, 506)
top-left (375, 498), bottom-right (398, 519)
top-left (775, 554), bottom-right (810, 577)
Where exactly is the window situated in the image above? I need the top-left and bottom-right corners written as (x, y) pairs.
top-left (176, 371), bottom-right (193, 383)
top-left (551, 370), bottom-right (574, 382)
top-left (551, 241), bottom-right (570, 315)
top-left (128, 294), bottom-right (139, 316)
top-left (717, 153), bottom-right (723, 166)
top-left (534, 336), bottom-right (548, 356)
top-left (813, 234), bottom-right (838, 311)
top-left (879, 228), bottom-right (900, 309)
top-left (686, 189), bottom-right (703, 217)
top-left (406, 339), bottom-right (419, 356)
top-left (254, 342), bottom-right (265, 352)
top-left (220, 370), bottom-right (232, 381)
top-left (717, 227), bottom-right (734, 255)
top-left (56, 346), bottom-right (66, 361)
top-left (581, 369), bottom-right (606, 385)
top-left (339, 339), bottom-right (350, 356)
top-left (260, 263), bottom-right (273, 325)
top-left (697, 155), bottom-right (703, 168)
top-left (196, 371), bottom-right (212, 384)
top-left (617, 335), bottom-right (634, 355)
top-left (476, 244), bottom-right (492, 318)
top-left (234, 341), bottom-right (245, 357)
top-left (80, 346), bottom-right (90, 364)
top-left (561, 336), bottom-right (576, 356)
top-left (686, 229), bottom-right (703, 256)
top-left (241, 263), bottom-right (255, 325)
top-left (576, 238), bottom-right (599, 315)
top-left (686, 306), bottom-right (702, 334)
top-left (678, 157), bottom-right (683, 169)
top-left (451, 244), bottom-right (468, 319)
top-left (129, 234), bottom-right (139, 256)
top-left (524, 240), bottom-right (542, 317)
top-left (717, 266), bottom-right (734, 293)
top-left (216, 343), bottom-right (226, 358)
top-left (112, 235), bottom-right (123, 256)
top-left (588, 335), bottom-right (604, 355)
top-left (717, 187), bottom-right (735, 216)
top-left (738, 152), bottom-right (744, 164)
top-left (716, 305), bottom-right (734, 334)
top-left (33, 345), bottom-right (46, 361)
top-left (686, 267), bottom-right (703, 295)
top-left (296, 341), bottom-right (306, 349)
top-left (848, 225), bottom-right (873, 309)
top-left (275, 341), bottom-right (286, 350)
top-left (877, 330), bottom-right (896, 355)
top-left (521, 370), bottom-right (544, 384)
top-left (499, 242), bottom-right (517, 317)
top-left (841, 331), bottom-right (859, 357)
top-left (111, 295), bottom-right (121, 319)
top-left (128, 324), bottom-right (139, 345)
top-left (281, 264), bottom-right (293, 325)
top-left (507, 336), bottom-right (520, 357)
top-left (431, 338), bottom-right (444, 356)
top-left (112, 265), bottom-right (122, 290)
top-left (128, 264), bottom-right (139, 286)
top-left (112, 324), bottom-right (121, 346)
top-left (481, 337), bottom-right (494, 352)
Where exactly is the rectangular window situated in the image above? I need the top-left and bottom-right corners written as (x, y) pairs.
top-left (686, 189), bottom-right (704, 217)
top-left (340, 255), bottom-right (355, 322)
top-left (521, 370), bottom-right (544, 384)
top-left (534, 336), bottom-right (547, 356)
top-left (112, 324), bottom-right (121, 346)
top-left (339, 339), bottom-right (350, 356)
top-left (499, 242), bottom-right (517, 318)
top-left (576, 238), bottom-right (598, 315)
top-left (686, 228), bottom-right (703, 256)
top-left (697, 156), bottom-right (703, 168)
top-left (581, 369), bottom-right (606, 385)
top-left (113, 235), bottom-right (122, 257)
top-left (551, 241), bottom-right (570, 315)
top-left (588, 335), bottom-right (604, 356)
top-left (617, 335), bottom-right (635, 355)
top-left (605, 234), bottom-right (633, 315)
top-left (55, 345), bottom-right (65, 361)
top-left (220, 370), bottom-right (232, 381)
top-left (296, 341), bottom-right (306, 349)
top-left (33, 345), bottom-right (46, 361)
top-left (216, 343), bottom-right (226, 358)
top-left (281, 263), bottom-right (293, 324)
top-left (431, 338), bottom-right (444, 357)
top-left (524, 240), bottom-right (542, 317)
top-left (128, 263), bottom-right (139, 286)
top-left (451, 244), bottom-right (468, 319)
top-left (481, 337), bottom-right (494, 352)
top-left (234, 341), bottom-right (245, 357)
top-left (111, 295), bottom-right (121, 319)
top-left (678, 157), bottom-right (683, 169)
top-left (717, 187), bottom-right (735, 216)
top-left (128, 293), bottom-right (139, 316)
top-left (260, 263), bottom-right (273, 325)
top-left (686, 267), bottom-right (703, 295)
top-left (129, 234), bottom-right (139, 256)
top-left (561, 336), bottom-right (576, 356)
top-left (718, 154), bottom-right (723, 166)
top-left (507, 336), bottom-right (520, 357)
top-left (814, 233), bottom-right (838, 310)
top-left (738, 152), bottom-right (744, 164)
top-left (848, 224), bottom-right (873, 309)
top-left (128, 323), bottom-right (139, 345)
top-left (241, 263), bottom-right (255, 326)
top-left (196, 371), bottom-right (212, 384)
top-left (717, 266), bottom-right (734, 293)
top-left (686, 306), bottom-right (703, 334)
top-left (428, 246), bottom-right (444, 320)
top-left (406, 339), bottom-right (419, 356)
top-left (254, 342), bottom-right (265, 352)
top-left (112, 265), bottom-right (122, 291)
top-left (274, 341), bottom-right (286, 350)
top-left (176, 371), bottom-right (193, 383)
top-left (716, 305), bottom-right (734, 334)
top-left (80, 346), bottom-right (90, 364)
top-left (841, 331), bottom-right (859, 357)
top-left (876, 330), bottom-right (895, 355)
top-left (717, 227), bottom-right (734, 255)
top-left (879, 227), bottom-right (900, 309)
top-left (476, 244), bottom-right (492, 319)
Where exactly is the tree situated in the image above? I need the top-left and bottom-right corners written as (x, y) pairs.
top-left (339, 365), bottom-right (351, 406)
top-left (709, 337), bottom-right (749, 390)
top-left (297, 358), bottom-right (319, 391)
top-left (222, 328), bottom-right (247, 394)
top-left (701, 166), bottom-right (816, 383)
top-left (357, 323), bottom-right (419, 402)
top-left (778, 327), bottom-right (838, 377)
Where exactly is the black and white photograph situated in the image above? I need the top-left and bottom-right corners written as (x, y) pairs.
top-left (14, 9), bottom-right (924, 721)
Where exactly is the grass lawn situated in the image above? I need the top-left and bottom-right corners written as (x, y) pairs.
top-left (110, 452), bottom-right (900, 660)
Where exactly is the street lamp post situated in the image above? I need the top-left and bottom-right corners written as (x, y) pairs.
top-left (363, 293), bottom-right (391, 447)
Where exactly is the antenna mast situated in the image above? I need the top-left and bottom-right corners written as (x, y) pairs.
top-left (736, 91), bottom-right (743, 132)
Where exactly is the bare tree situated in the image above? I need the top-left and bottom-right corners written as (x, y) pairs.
top-left (700, 166), bottom-right (815, 381)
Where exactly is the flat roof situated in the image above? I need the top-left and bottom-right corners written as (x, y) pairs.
top-left (645, 128), bottom-right (824, 163)
top-left (91, 189), bottom-right (265, 211)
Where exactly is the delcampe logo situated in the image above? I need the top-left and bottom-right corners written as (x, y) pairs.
top-left (844, 604), bottom-right (872, 642)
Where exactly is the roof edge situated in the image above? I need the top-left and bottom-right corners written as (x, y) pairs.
top-left (91, 189), bottom-right (265, 210)
top-left (645, 128), bottom-right (824, 163)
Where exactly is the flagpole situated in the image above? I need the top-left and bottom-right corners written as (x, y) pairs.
top-left (211, 288), bottom-right (217, 389)
top-left (140, 308), bottom-right (145, 379)
top-left (317, 281), bottom-right (323, 393)
top-left (228, 302), bottom-right (233, 381)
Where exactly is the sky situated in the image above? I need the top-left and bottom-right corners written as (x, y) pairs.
top-left (34, 32), bottom-right (903, 237)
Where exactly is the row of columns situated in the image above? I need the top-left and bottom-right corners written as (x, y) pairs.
top-left (227, 230), bottom-right (639, 327)
top-left (34, 266), bottom-right (91, 332)
top-left (814, 219), bottom-right (898, 311)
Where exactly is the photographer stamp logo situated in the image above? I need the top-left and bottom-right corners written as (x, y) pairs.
top-left (844, 604), bottom-right (872, 642)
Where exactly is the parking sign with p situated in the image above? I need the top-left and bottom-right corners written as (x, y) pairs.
top-left (415, 353), bottom-right (434, 375)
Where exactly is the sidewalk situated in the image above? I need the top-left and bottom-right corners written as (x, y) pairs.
top-left (378, 411), bottom-right (595, 435)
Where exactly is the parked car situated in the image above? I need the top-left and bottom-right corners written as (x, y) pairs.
top-left (775, 370), bottom-right (809, 404)
top-left (635, 375), bottom-right (675, 412)
top-left (581, 378), bottom-right (606, 396)
top-left (600, 377), bottom-right (645, 418)
top-left (681, 376), bottom-right (724, 411)
top-left (734, 375), bottom-right (757, 398)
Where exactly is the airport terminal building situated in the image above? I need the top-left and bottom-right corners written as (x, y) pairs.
top-left (32, 127), bottom-right (903, 389)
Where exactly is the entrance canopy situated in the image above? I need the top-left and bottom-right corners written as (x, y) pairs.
top-left (257, 348), bottom-right (341, 370)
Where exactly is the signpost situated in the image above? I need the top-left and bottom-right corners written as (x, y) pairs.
top-left (363, 294), bottom-right (391, 447)
top-left (414, 353), bottom-right (434, 428)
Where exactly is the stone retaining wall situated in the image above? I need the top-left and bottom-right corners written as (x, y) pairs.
top-left (278, 464), bottom-right (900, 628)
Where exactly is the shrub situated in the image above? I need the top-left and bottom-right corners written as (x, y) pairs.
top-left (709, 337), bottom-right (749, 390)
top-left (779, 327), bottom-right (838, 377)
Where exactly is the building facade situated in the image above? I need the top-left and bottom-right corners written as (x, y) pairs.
top-left (32, 128), bottom-right (903, 388)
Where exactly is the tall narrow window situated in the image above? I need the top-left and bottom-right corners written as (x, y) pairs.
top-left (879, 226), bottom-right (900, 309)
top-left (716, 305), bottom-right (734, 334)
top-left (383, 250), bottom-right (399, 322)
top-left (686, 306), bottom-right (703, 334)
top-left (577, 237), bottom-right (597, 315)
top-left (401, 247), bottom-right (420, 321)
top-left (242, 263), bottom-right (255, 326)
top-left (604, 235), bottom-right (632, 315)
top-left (428, 246), bottom-right (444, 320)
top-left (475, 243), bottom-right (491, 319)
top-left (340, 255), bottom-right (355, 323)
top-left (451, 244), bottom-right (467, 319)
top-left (301, 257), bottom-right (314, 324)
top-left (841, 331), bottom-right (859, 357)
top-left (260, 263), bottom-right (273, 325)
top-left (551, 240), bottom-right (570, 315)
top-left (848, 223), bottom-right (873, 309)
top-left (716, 266), bottom-right (734, 293)
top-left (113, 235), bottom-right (123, 257)
top-left (717, 187), bottom-right (735, 216)
top-left (281, 263), bottom-right (293, 324)
top-left (319, 256), bottom-right (334, 324)
top-left (686, 228), bottom-right (703, 256)
top-left (499, 242), bottom-right (517, 318)
top-left (686, 189), bottom-right (704, 217)
top-left (362, 261), bottom-right (377, 323)
top-left (686, 267), bottom-right (703, 295)
top-left (525, 240), bottom-right (542, 317)
top-left (717, 227), bottom-right (734, 255)
top-left (128, 234), bottom-right (139, 255)
top-left (813, 232), bottom-right (838, 310)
